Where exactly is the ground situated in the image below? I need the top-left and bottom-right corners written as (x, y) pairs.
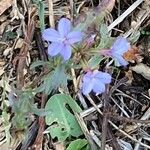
top-left (0, 0), bottom-right (150, 150)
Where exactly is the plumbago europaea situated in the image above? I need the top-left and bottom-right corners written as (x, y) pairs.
top-left (41, 16), bottom-right (130, 144)
top-left (10, 0), bottom-right (132, 148)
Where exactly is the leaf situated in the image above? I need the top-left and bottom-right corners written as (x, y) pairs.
top-left (66, 139), bottom-right (88, 150)
top-left (45, 94), bottom-right (82, 141)
top-left (38, 1), bottom-right (45, 32)
top-left (100, 24), bottom-right (109, 39)
top-left (11, 89), bottom-right (35, 130)
top-left (130, 63), bottom-right (150, 80)
top-left (129, 30), bottom-right (140, 43)
top-left (98, 24), bottom-right (113, 49)
top-left (41, 64), bottom-right (68, 95)
top-left (30, 60), bottom-right (49, 69)
top-left (32, 0), bottom-right (45, 31)
top-left (88, 55), bottom-right (104, 69)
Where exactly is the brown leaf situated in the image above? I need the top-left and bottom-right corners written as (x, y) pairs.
top-left (0, 0), bottom-right (13, 16)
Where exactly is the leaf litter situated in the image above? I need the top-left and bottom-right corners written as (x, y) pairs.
top-left (0, 0), bottom-right (150, 150)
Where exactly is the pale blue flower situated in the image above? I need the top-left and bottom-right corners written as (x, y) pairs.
top-left (110, 37), bottom-right (130, 66)
top-left (100, 37), bottom-right (130, 66)
top-left (82, 70), bottom-right (111, 95)
top-left (42, 18), bottom-right (82, 60)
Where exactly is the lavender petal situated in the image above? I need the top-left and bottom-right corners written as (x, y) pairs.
top-left (93, 80), bottom-right (105, 95)
top-left (112, 37), bottom-right (130, 54)
top-left (58, 18), bottom-right (71, 37)
top-left (94, 71), bottom-right (111, 84)
top-left (48, 42), bottom-right (63, 56)
top-left (60, 44), bottom-right (72, 60)
top-left (42, 28), bottom-right (61, 42)
top-left (82, 81), bottom-right (94, 95)
top-left (114, 54), bottom-right (128, 66)
top-left (67, 31), bottom-right (82, 44)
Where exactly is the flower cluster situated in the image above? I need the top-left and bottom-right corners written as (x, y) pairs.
top-left (42, 18), bottom-right (82, 60)
top-left (42, 18), bottom-right (130, 96)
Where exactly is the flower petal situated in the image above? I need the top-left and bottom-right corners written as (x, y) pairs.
top-left (83, 72), bottom-right (93, 83)
top-left (48, 43), bottom-right (63, 56)
top-left (111, 37), bottom-right (130, 54)
top-left (58, 18), bottom-right (71, 37)
top-left (93, 71), bottom-right (111, 84)
top-left (42, 28), bottom-right (61, 42)
top-left (59, 44), bottom-right (72, 60)
top-left (67, 31), bottom-right (82, 44)
top-left (114, 54), bottom-right (128, 66)
top-left (93, 80), bottom-right (105, 95)
top-left (82, 81), bottom-right (94, 95)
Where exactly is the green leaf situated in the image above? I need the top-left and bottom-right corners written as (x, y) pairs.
top-left (88, 55), bottom-right (104, 69)
top-left (98, 24), bottom-right (113, 49)
top-left (45, 94), bottom-right (82, 141)
top-left (129, 31), bottom-right (140, 43)
top-left (38, 1), bottom-right (45, 32)
top-left (100, 24), bottom-right (109, 39)
top-left (30, 60), bottom-right (49, 69)
top-left (66, 139), bottom-right (88, 150)
top-left (32, 0), bottom-right (45, 31)
top-left (41, 64), bottom-right (68, 95)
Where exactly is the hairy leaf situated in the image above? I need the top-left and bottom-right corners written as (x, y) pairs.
top-left (45, 94), bottom-right (82, 141)
top-left (88, 55), bottom-right (104, 69)
top-left (66, 139), bottom-right (88, 150)
top-left (36, 64), bottom-right (68, 95)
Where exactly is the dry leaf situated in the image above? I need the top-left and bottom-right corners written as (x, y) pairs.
top-left (0, 0), bottom-right (13, 16)
top-left (55, 142), bottom-right (65, 150)
top-left (14, 38), bottom-right (23, 49)
top-left (130, 63), bottom-right (150, 80)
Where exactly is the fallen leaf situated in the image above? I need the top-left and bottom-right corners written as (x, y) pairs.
top-left (130, 63), bottom-right (150, 80)
top-left (55, 142), bottom-right (65, 150)
top-left (0, 0), bottom-right (13, 16)
top-left (14, 38), bottom-right (23, 49)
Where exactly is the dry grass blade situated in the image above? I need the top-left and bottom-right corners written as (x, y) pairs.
top-left (86, 95), bottom-right (150, 149)
top-left (108, 0), bottom-right (144, 31)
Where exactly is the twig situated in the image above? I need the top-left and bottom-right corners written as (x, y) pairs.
top-left (80, 103), bottom-right (103, 118)
top-left (124, 10), bottom-right (150, 37)
top-left (86, 95), bottom-right (150, 149)
top-left (108, 0), bottom-right (144, 31)
top-left (75, 113), bottom-right (98, 150)
top-left (69, 0), bottom-right (74, 19)
top-left (32, 26), bottom-right (49, 150)
top-left (15, 7), bottom-right (36, 88)
top-left (33, 95), bottom-right (47, 150)
top-left (47, 0), bottom-right (55, 27)
top-left (71, 68), bottom-right (78, 93)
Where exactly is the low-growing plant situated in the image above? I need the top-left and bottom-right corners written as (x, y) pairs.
top-left (10, 9), bottom-right (133, 150)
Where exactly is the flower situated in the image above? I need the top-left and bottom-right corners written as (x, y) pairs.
top-left (110, 37), bottom-right (130, 66)
top-left (42, 18), bottom-right (82, 60)
top-left (100, 37), bottom-right (130, 66)
top-left (81, 70), bottom-right (111, 95)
